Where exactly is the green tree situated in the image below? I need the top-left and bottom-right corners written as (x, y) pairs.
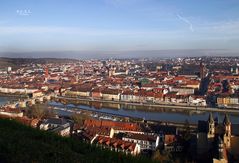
top-left (71, 113), bottom-right (89, 126)
top-left (29, 104), bottom-right (56, 119)
top-left (152, 150), bottom-right (172, 162)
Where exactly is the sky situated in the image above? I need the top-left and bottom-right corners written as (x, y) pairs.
top-left (0, 0), bottom-right (239, 58)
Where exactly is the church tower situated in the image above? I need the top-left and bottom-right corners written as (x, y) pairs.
top-left (44, 67), bottom-right (49, 83)
top-left (200, 61), bottom-right (205, 79)
top-left (223, 114), bottom-right (231, 148)
top-left (208, 113), bottom-right (215, 138)
top-left (213, 136), bottom-right (228, 163)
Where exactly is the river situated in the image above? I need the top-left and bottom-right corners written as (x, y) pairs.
top-left (48, 101), bottom-right (239, 124)
top-left (0, 96), bottom-right (17, 106)
top-left (1, 96), bottom-right (238, 124)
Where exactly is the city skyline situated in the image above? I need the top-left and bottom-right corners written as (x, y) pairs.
top-left (0, 0), bottom-right (239, 58)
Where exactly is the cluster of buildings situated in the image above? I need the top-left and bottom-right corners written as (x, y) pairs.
top-left (72, 118), bottom-right (182, 156)
top-left (0, 100), bottom-right (239, 162)
top-left (39, 118), bottom-right (71, 136)
top-left (0, 57), bottom-right (239, 109)
top-left (24, 113), bottom-right (239, 162)
top-left (65, 79), bottom-right (206, 106)
top-left (37, 113), bottom-right (239, 162)
top-left (197, 114), bottom-right (239, 162)
top-left (0, 57), bottom-right (239, 162)
top-left (208, 75), bottom-right (239, 108)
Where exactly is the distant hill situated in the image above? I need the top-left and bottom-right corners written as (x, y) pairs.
top-left (0, 58), bottom-right (16, 69)
top-left (0, 57), bottom-right (78, 69)
top-left (0, 118), bottom-right (152, 163)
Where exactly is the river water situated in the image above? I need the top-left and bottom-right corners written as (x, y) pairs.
top-left (1, 96), bottom-right (238, 124)
top-left (0, 96), bottom-right (17, 106)
top-left (48, 101), bottom-right (239, 124)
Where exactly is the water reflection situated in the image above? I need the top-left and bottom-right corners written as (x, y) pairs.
top-left (49, 100), bottom-right (239, 124)
top-left (0, 96), bottom-right (17, 106)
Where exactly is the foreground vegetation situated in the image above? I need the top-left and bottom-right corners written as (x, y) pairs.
top-left (0, 118), bottom-right (154, 163)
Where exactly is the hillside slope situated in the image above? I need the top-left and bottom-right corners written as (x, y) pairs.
top-left (0, 119), bottom-right (152, 163)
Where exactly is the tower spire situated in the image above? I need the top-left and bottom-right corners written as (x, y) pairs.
top-left (223, 114), bottom-right (230, 126)
top-left (223, 114), bottom-right (231, 148)
top-left (207, 113), bottom-right (215, 138)
top-left (208, 113), bottom-right (214, 123)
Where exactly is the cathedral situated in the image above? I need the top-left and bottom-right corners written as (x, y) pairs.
top-left (197, 113), bottom-right (231, 162)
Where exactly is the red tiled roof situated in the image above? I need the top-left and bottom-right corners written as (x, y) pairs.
top-left (101, 89), bottom-right (121, 95)
top-left (94, 135), bottom-right (137, 152)
top-left (84, 119), bottom-right (141, 131)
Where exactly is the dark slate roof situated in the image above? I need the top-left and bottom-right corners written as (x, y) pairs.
top-left (231, 124), bottom-right (239, 136)
top-left (45, 118), bottom-right (67, 125)
top-left (148, 124), bottom-right (177, 135)
top-left (123, 133), bottom-right (156, 142)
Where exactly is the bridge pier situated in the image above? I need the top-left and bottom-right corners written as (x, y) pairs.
top-left (19, 101), bottom-right (27, 108)
top-left (2, 95), bottom-right (52, 109)
top-left (31, 99), bottom-right (36, 105)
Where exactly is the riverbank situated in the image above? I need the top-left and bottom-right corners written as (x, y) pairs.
top-left (55, 96), bottom-right (239, 114)
top-left (0, 92), bottom-right (28, 98)
top-left (52, 104), bottom-right (199, 129)
top-left (0, 96), bottom-right (19, 106)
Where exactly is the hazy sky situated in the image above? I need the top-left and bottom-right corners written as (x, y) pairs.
top-left (0, 0), bottom-right (239, 57)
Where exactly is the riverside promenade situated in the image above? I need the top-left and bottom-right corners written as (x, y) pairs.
top-left (54, 96), bottom-right (239, 114)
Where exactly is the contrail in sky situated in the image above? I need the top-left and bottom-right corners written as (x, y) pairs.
top-left (176, 14), bottom-right (194, 32)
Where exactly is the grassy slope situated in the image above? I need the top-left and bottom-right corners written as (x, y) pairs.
top-left (0, 118), bottom-right (153, 163)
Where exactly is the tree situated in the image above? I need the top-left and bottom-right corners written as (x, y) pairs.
top-left (182, 119), bottom-right (191, 141)
top-left (29, 104), bottom-right (56, 119)
top-left (71, 113), bottom-right (89, 126)
top-left (30, 105), bottom-right (46, 119)
top-left (152, 150), bottom-right (172, 162)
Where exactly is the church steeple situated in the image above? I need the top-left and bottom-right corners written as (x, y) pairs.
top-left (223, 114), bottom-right (230, 126)
top-left (213, 136), bottom-right (228, 162)
top-left (208, 113), bottom-right (214, 123)
top-left (223, 114), bottom-right (231, 148)
top-left (208, 113), bottom-right (215, 138)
